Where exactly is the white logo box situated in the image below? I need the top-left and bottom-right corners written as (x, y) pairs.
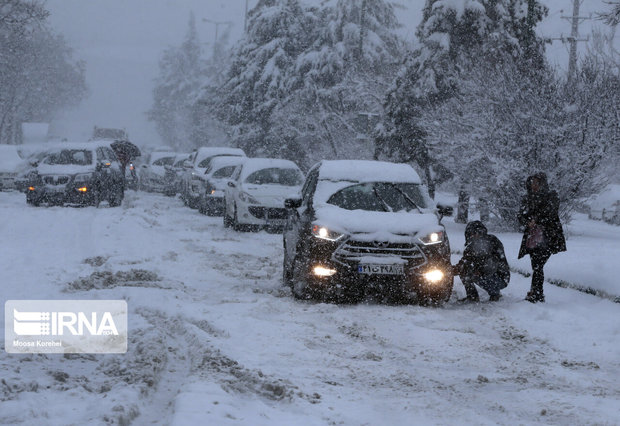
top-left (5, 300), bottom-right (127, 354)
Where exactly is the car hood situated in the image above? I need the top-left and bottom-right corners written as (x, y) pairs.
top-left (314, 204), bottom-right (442, 243)
top-left (37, 164), bottom-right (95, 176)
top-left (243, 184), bottom-right (301, 206)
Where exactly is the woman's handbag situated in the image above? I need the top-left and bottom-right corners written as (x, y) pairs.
top-left (526, 224), bottom-right (546, 250)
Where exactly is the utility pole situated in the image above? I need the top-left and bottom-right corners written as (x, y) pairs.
top-left (358, 0), bottom-right (368, 60)
top-left (202, 18), bottom-right (232, 60)
top-left (545, 0), bottom-right (590, 82)
top-left (244, 0), bottom-right (249, 33)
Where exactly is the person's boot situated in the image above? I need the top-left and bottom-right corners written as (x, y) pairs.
top-left (489, 293), bottom-right (502, 302)
top-left (459, 282), bottom-right (480, 303)
top-left (525, 290), bottom-right (544, 303)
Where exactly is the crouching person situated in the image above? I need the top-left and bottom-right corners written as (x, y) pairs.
top-left (453, 221), bottom-right (510, 302)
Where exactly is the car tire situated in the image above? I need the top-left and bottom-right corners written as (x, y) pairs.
top-left (223, 205), bottom-right (232, 228)
top-left (418, 275), bottom-right (453, 306)
top-left (282, 241), bottom-right (292, 288)
top-left (232, 206), bottom-right (243, 232)
top-left (291, 253), bottom-right (313, 300)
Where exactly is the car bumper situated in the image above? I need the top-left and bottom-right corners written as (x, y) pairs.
top-left (237, 202), bottom-right (288, 227)
top-left (27, 184), bottom-right (95, 205)
top-left (303, 239), bottom-right (453, 300)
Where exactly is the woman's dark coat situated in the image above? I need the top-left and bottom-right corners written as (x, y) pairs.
top-left (518, 173), bottom-right (567, 259)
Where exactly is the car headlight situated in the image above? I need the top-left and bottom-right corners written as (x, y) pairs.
top-left (238, 191), bottom-right (259, 204)
top-left (74, 173), bottom-right (93, 183)
top-left (418, 231), bottom-right (444, 245)
top-left (311, 225), bottom-right (345, 241)
top-left (423, 268), bottom-right (445, 283)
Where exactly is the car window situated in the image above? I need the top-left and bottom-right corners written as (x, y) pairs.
top-left (44, 150), bottom-right (93, 166)
top-left (327, 182), bottom-right (426, 212)
top-left (244, 168), bottom-right (303, 186)
top-left (301, 169), bottom-right (319, 203)
top-left (152, 157), bottom-right (175, 166)
top-left (212, 166), bottom-right (236, 179)
top-left (105, 148), bottom-right (118, 162)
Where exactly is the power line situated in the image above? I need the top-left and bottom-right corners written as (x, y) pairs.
top-left (544, 0), bottom-right (591, 81)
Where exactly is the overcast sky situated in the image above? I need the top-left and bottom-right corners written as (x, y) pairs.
top-left (45, 0), bottom-right (619, 146)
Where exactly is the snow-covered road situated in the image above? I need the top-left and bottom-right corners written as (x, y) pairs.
top-left (1, 191), bottom-right (619, 425)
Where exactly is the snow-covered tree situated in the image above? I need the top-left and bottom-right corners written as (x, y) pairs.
top-left (378, 0), bottom-right (548, 198)
top-left (149, 12), bottom-right (204, 151)
top-left (289, 0), bottom-right (404, 165)
top-left (216, 0), bottom-right (317, 157)
top-left (599, 0), bottom-right (620, 25)
top-left (0, 0), bottom-right (87, 144)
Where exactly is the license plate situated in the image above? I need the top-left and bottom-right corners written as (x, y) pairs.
top-left (47, 186), bottom-right (65, 193)
top-left (358, 264), bottom-right (405, 275)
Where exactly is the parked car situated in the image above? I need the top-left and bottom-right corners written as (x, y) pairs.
top-left (197, 156), bottom-right (246, 215)
top-left (0, 145), bottom-right (27, 191)
top-left (224, 158), bottom-right (304, 231)
top-left (180, 147), bottom-right (246, 208)
top-left (14, 144), bottom-right (58, 192)
top-left (26, 142), bottom-right (125, 207)
top-left (282, 160), bottom-right (453, 305)
top-left (163, 153), bottom-right (191, 197)
top-left (138, 151), bottom-right (176, 192)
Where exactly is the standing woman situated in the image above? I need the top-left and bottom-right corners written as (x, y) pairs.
top-left (517, 173), bottom-right (566, 303)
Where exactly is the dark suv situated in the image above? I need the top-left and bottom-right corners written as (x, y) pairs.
top-left (26, 142), bottom-right (125, 207)
top-left (283, 160), bottom-right (453, 304)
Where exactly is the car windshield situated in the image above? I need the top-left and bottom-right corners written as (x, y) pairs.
top-left (327, 182), bottom-right (427, 212)
top-left (152, 157), bottom-right (174, 166)
top-left (245, 168), bottom-right (303, 186)
top-left (44, 150), bottom-right (93, 165)
top-left (211, 166), bottom-right (236, 179)
top-left (198, 154), bottom-right (239, 169)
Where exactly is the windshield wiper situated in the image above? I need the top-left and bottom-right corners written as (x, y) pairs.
top-left (388, 183), bottom-right (422, 214)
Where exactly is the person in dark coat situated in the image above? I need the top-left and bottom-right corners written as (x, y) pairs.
top-left (518, 172), bottom-right (566, 303)
top-left (453, 221), bottom-right (510, 302)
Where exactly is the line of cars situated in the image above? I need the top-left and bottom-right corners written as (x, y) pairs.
top-left (150, 146), bottom-right (455, 305)
top-left (0, 141), bottom-right (127, 207)
top-left (3, 140), bottom-right (456, 305)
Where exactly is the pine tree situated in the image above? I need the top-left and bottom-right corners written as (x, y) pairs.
top-left (216, 0), bottom-right (316, 157)
top-left (149, 12), bottom-right (204, 151)
top-left (0, 0), bottom-right (86, 144)
top-left (288, 0), bottom-right (404, 165)
top-left (378, 0), bottom-right (547, 199)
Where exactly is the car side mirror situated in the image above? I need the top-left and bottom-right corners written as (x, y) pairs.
top-left (285, 198), bottom-right (302, 209)
top-left (436, 203), bottom-right (454, 218)
top-left (227, 181), bottom-right (236, 188)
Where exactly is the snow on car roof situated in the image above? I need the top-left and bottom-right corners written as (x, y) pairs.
top-left (42, 142), bottom-right (105, 152)
top-left (318, 160), bottom-right (422, 184)
top-left (149, 151), bottom-right (176, 164)
top-left (195, 147), bottom-right (246, 164)
top-left (239, 158), bottom-right (302, 180)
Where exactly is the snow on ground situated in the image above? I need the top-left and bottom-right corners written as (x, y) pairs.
top-left (0, 191), bottom-right (619, 425)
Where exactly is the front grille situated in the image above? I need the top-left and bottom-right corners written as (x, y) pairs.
top-left (248, 206), bottom-right (287, 220)
top-left (43, 175), bottom-right (69, 185)
top-left (333, 239), bottom-right (426, 267)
